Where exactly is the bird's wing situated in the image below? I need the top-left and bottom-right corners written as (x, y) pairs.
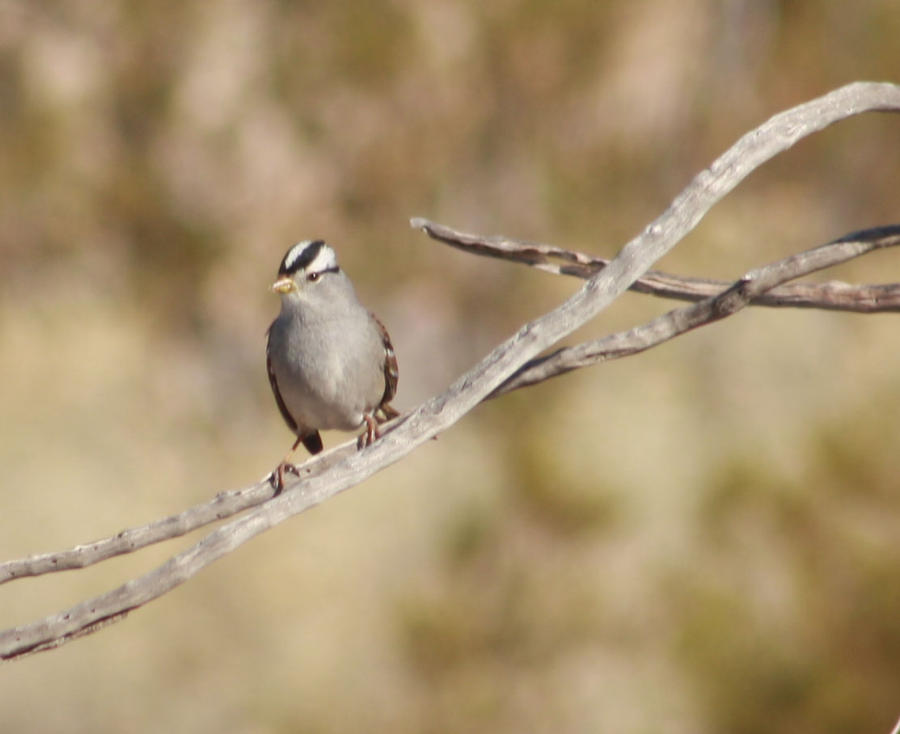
top-left (265, 326), bottom-right (299, 433)
top-left (371, 313), bottom-right (399, 412)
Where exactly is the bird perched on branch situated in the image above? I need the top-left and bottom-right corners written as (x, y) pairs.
top-left (265, 240), bottom-right (399, 491)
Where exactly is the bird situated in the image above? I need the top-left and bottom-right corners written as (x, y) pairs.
top-left (265, 239), bottom-right (399, 491)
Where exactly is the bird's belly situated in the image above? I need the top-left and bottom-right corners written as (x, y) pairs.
top-left (279, 375), bottom-right (365, 431)
top-left (275, 353), bottom-right (376, 432)
top-left (269, 309), bottom-right (384, 434)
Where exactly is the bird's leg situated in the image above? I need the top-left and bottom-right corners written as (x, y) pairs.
top-left (269, 460), bottom-right (301, 495)
top-left (357, 413), bottom-right (380, 449)
top-left (269, 440), bottom-right (303, 494)
top-left (378, 404), bottom-right (399, 421)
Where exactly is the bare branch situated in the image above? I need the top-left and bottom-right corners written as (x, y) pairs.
top-left (413, 219), bottom-right (900, 313)
top-left (0, 443), bottom-right (355, 584)
top-left (0, 488), bottom-right (272, 587)
top-left (492, 225), bottom-right (900, 396)
top-left (2, 81), bottom-right (898, 662)
top-left (11, 226), bottom-right (895, 590)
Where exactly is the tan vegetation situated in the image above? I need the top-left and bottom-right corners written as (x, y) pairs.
top-left (1, 1), bottom-right (899, 732)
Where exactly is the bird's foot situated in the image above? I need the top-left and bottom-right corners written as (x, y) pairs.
top-left (269, 461), bottom-right (300, 495)
top-left (357, 413), bottom-right (380, 450)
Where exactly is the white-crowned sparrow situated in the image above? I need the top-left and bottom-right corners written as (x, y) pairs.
top-left (266, 239), bottom-right (399, 490)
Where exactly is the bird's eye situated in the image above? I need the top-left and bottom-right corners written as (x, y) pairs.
top-left (308, 272), bottom-right (320, 282)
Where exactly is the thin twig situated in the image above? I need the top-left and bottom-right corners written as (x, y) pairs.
top-left (0, 413), bottom-right (411, 585)
top-left (492, 225), bottom-right (900, 396)
top-left (1, 81), bottom-right (898, 661)
top-left (0, 435), bottom-right (370, 585)
top-left (413, 219), bottom-right (900, 313)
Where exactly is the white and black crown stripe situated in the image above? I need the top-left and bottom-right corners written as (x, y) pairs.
top-left (279, 239), bottom-right (339, 277)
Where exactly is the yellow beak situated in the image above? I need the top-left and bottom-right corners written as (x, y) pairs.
top-left (271, 276), bottom-right (295, 294)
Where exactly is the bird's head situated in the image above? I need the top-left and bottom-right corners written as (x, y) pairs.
top-left (271, 239), bottom-right (341, 298)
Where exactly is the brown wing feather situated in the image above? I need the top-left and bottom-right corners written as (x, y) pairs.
top-left (266, 326), bottom-right (298, 433)
top-left (371, 313), bottom-right (399, 417)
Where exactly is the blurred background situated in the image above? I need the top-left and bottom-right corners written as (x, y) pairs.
top-left (1, 1), bottom-right (899, 732)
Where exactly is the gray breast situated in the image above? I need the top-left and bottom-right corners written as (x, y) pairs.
top-left (269, 300), bottom-right (384, 432)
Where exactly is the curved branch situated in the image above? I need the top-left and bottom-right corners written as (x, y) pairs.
top-left (2, 81), bottom-right (899, 661)
top-left (413, 219), bottom-right (900, 313)
top-left (0, 445), bottom-right (354, 584)
top-left (6, 226), bottom-right (894, 594)
top-left (493, 225), bottom-right (900, 396)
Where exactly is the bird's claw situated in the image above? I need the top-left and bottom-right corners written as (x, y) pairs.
top-left (270, 461), bottom-right (300, 495)
top-left (357, 413), bottom-right (380, 450)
